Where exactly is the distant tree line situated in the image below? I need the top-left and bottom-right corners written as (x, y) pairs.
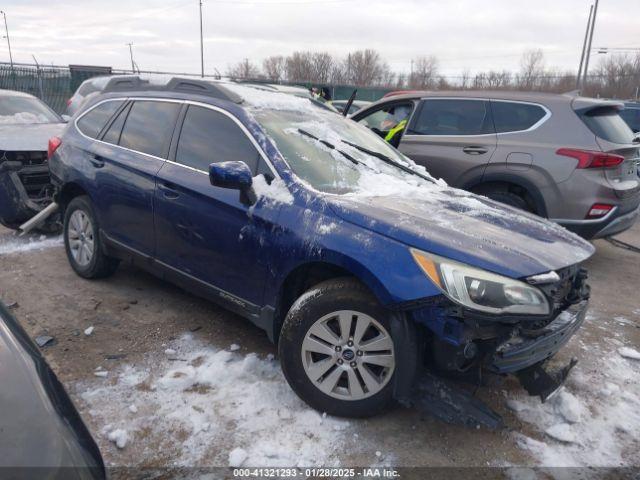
top-left (226, 48), bottom-right (640, 99)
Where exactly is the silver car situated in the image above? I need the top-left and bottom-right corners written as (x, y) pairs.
top-left (352, 91), bottom-right (640, 239)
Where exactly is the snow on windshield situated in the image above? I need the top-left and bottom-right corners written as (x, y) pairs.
top-left (0, 111), bottom-right (52, 125)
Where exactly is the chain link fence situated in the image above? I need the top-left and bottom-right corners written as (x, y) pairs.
top-left (0, 62), bottom-right (393, 114)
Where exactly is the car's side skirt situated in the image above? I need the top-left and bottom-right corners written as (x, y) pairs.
top-left (100, 230), bottom-right (275, 336)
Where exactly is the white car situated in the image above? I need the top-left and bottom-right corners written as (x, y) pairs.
top-left (0, 90), bottom-right (64, 230)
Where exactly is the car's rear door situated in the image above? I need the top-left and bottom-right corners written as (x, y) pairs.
top-left (398, 98), bottom-right (497, 186)
top-left (153, 103), bottom-right (278, 309)
top-left (91, 99), bottom-right (182, 255)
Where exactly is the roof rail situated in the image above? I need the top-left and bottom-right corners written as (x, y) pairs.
top-left (101, 75), bottom-right (242, 104)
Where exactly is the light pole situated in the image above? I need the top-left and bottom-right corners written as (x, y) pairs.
top-left (576, 4), bottom-right (593, 89)
top-left (582, 0), bottom-right (599, 89)
top-left (1, 11), bottom-right (15, 88)
top-left (126, 42), bottom-right (135, 73)
top-left (199, 0), bottom-right (204, 77)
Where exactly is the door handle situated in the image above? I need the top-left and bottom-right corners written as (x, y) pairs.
top-left (158, 182), bottom-right (180, 199)
top-left (462, 146), bottom-right (488, 155)
top-left (88, 155), bottom-right (105, 168)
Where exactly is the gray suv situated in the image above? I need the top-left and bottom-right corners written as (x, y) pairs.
top-left (352, 91), bottom-right (640, 239)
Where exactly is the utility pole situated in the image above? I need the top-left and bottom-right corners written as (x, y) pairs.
top-left (582, 0), bottom-right (599, 90)
top-left (126, 42), bottom-right (135, 73)
top-left (576, 4), bottom-right (593, 89)
top-left (199, 0), bottom-right (204, 77)
top-left (0, 10), bottom-right (15, 87)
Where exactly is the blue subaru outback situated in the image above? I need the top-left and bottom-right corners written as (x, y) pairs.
top-left (48, 77), bottom-right (594, 418)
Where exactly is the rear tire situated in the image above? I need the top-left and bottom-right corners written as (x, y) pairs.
top-left (279, 277), bottom-right (406, 418)
top-left (63, 196), bottom-right (119, 279)
top-left (477, 188), bottom-right (533, 213)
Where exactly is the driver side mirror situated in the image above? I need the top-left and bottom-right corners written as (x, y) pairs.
top-left (209, 161), bottom-right (257, 205)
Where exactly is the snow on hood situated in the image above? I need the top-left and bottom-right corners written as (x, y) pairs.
top-left (0, 122), bottom-right (65, 151)
top-left (326, 169), bottom-right (594, 278)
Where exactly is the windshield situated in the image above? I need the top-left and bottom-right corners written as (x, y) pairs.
top-left (0, 96), bottom-right (61, 124)
top-left (255, 108), bottom-right (437, 194)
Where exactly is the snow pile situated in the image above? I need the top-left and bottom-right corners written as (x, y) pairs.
top-left (252, 174), bottom-right (294, 205)
top-left (618, 346), bottom-right (640, 360)
top-left (225, 83), bottom-right (313, 112)
top-left (0, 234), bottom-right (63, 255)
top-left (78, 334), bottom-right (350, 467)
top-left (108, 429), bottom-right (129, 449)
top-left (0, 112), bottom-right (51, 125)
top-left (509, 348), bottom-right (640, 467)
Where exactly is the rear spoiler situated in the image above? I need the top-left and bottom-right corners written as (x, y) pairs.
top-left (571, 97), bottom-right (625, 114)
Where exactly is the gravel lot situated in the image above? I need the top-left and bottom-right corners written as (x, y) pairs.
top-left (1, 222), bottom-right (639, 474)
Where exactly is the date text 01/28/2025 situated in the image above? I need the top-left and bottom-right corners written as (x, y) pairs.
top-left (232, 467), bottom-right (400, 478)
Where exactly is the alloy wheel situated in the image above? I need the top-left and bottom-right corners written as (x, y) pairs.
top-left (301, 310), bottom-right (395, 401)
top-left (67, 210), bottom-right (95, 267)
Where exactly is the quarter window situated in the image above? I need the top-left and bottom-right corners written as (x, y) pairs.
top-left (409, 99), bottom-right (492, 136)
top-left (77, 100), bottom-right (123, 139)
top-left (101, 103), bottom-right (130, 145)
top-left (491, 101), bottom-right (547, 133)
top-left (176, 105), bottom-right (260, 173)
top-left (119, 101), bottom-right (181, 158)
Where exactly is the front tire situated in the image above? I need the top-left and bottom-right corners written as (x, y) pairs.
top-left (279, 277), bottom-right (402, 418)
top-left (64, 196), bottom-right (119, 279)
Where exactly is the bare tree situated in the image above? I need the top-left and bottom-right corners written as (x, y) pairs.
top-left (263, 55), bottom-right (286, 82)
top-left (591, 53), bottom-right (640, 98)
top-left (227, 58), bottom-right (260, 80)
top-left (459, 69), bottom-right (471, 89)
top-left (517, 49), bottom-right (545, 90)
top-left (223, 48), bottom-right (639, 99)
top-left (409, 55), bottom-right (438, 89)
top-left (344, 49), bottom-right (388, 86)
top-left (310, 52), bottom-right (335, 83)
top-left (285, 51), bottom-right (313, 82)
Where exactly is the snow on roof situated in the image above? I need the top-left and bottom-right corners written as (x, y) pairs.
top-left (224, 82), bottom-right (316, 112)
top-left (0, 89), bottom-right (37, 99)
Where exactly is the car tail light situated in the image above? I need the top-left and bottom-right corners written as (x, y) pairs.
top-left (586, 203), bottom-right (614, 219)
top-left (556, 148), bottom-right (625, 169)
top-left (48, 137), bottom-right (62, 159)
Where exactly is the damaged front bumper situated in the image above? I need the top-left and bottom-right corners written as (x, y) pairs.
top-left (490, 300), bottom-right (588, 374)
top-left (0, 151), bottom-right (55, 229)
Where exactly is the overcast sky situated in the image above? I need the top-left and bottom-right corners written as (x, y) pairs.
top-left (1, 0), bottom-right (638, 77)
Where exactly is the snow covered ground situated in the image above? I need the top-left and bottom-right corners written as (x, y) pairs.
top-left (0, 232), bottom-right (62, 255)
top-left (505, 312), bottom-right (640, 469)
top-left (73, 308), bottom-right (640, 470)
top-left (78, 333), bottom-right (357, 467)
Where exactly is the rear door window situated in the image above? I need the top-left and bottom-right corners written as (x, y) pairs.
top-left (119, 100), bottom-right (181, 158)
top-left (580, 107), bottom-right (634, 144)
top-left (490, 101), bottom-right (547, 133)
top-left (175, 105), bottom-right (260, 173)
top-left (408, 99), bottom-right (493, 136)
top-left (77, 100), bottom-right (123, 138)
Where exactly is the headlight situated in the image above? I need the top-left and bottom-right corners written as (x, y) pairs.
top-left (411, 249), bottom-right (550, 315)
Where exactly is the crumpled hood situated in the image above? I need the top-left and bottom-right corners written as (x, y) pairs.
top-left (0, 123), bottom-right (65, 151)
top-left (327, 187), bottom-right (595, 279)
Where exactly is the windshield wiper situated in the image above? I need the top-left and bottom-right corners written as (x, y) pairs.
top-left (297, 129), bottom-right (362, 166)
top-left (340, 140), bottom-right (435, 183)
